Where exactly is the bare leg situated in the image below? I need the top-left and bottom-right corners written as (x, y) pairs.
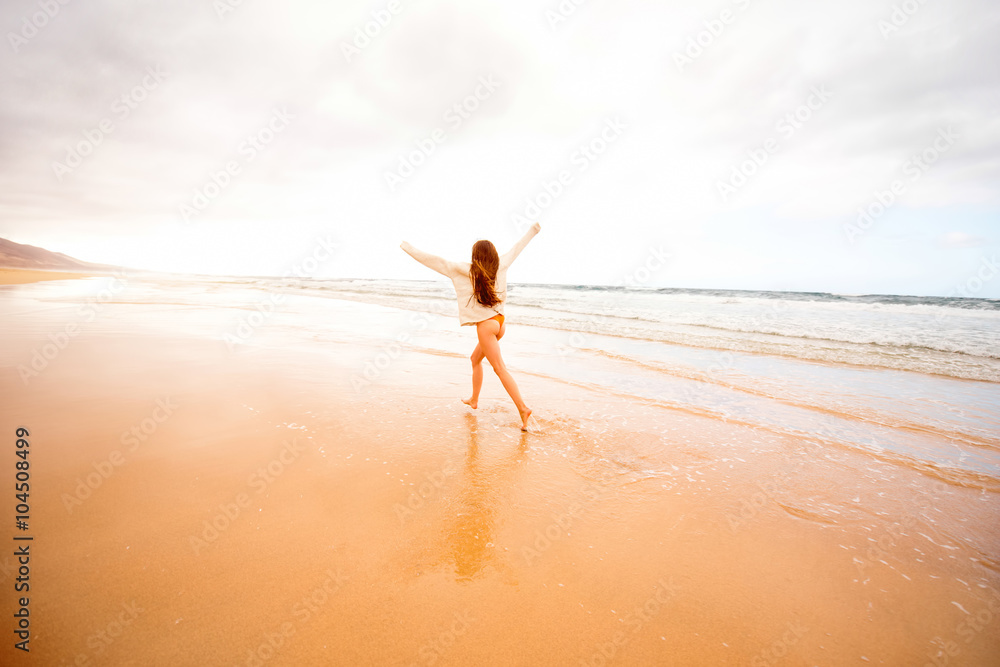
top-left (475, 319), bottom-right (531, 430)
top-left (463, 344), bottom-right (485, 409)
top-left (463, 321), bottom-right (505, 409)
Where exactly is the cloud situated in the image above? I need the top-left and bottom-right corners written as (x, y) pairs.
top-left (939, 231), bottom-right (989, 248)
top-left (0, 0), bottom-right (998, 296)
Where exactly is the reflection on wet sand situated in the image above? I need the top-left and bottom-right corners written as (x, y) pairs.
top-left (440, 413), bottom-right (529, 582)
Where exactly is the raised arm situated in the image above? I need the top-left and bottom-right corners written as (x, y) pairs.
top-left (400, 241), bottom-right (459, 277)
top-left (499, 222), bottom-right (541, 268)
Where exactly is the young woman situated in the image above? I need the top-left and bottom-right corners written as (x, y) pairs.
top-left (400, 222), bottom-right (540, 430)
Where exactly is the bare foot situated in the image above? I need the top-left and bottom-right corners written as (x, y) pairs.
top-left (462, 398), bottom-right (478, 409)
top-left (519, 406), bottom-right (532, 431)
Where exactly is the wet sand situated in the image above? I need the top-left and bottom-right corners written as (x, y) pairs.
top-left (0, 276), bottom-right (998, 666)
top-left (0, 268), bottom-right (94, 285)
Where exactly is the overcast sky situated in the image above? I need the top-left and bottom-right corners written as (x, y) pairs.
top-left (1, 0), bottom-right (998, 296)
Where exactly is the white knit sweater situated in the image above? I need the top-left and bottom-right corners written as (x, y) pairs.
top-left (400, 227), bottom-right (539, 326)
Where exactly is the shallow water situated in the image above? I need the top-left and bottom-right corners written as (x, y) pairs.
top-left (8, 274), bottom-right (998, 487)
top-left (64, 273), bottom-right (998, 485)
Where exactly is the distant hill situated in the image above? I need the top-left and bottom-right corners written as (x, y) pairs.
top-left (0, 237), bottom-right (120, 272)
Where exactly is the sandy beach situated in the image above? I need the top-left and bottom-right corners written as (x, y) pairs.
top-left (1, 273), bottom-right (998, 666)
top-left (0, 268), bottom-right (94, 285)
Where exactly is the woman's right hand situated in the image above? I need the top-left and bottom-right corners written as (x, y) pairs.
top-left (531, 222), bottom-right (541, 234)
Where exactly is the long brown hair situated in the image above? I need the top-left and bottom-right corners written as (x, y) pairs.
top-left (469, 240), bottom-right (500, 308)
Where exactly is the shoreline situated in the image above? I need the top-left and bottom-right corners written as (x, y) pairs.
top-left (0, 267), bottom-right (94, 285)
